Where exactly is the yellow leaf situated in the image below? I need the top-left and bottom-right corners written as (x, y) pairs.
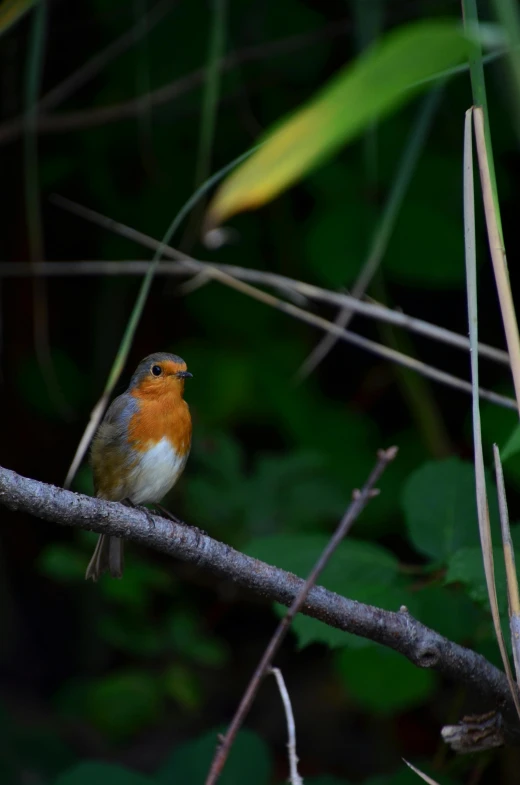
top-left (0, 0), bottom-right (35, 37)
top-left (206, 20), bottom-right (470, 229)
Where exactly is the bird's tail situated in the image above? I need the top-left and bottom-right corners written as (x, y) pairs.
top-left (85, 534), bottom-right (124, 581)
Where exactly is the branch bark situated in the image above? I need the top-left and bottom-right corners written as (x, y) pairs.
top-left (1, 464), bottom-right (519, 745)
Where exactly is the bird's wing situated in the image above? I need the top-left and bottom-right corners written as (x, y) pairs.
top-left (90, 394), bottom-right (139, 499)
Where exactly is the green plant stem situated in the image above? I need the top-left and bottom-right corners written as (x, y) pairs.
top-left (195, 0), bottom-right (227, 187)
top-left (461, 0), bottom-right (503, 242)
top-left (63, 144), bottom-right (258, 488)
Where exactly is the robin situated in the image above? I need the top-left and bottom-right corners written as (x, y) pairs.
top-left (85, 352), bottom-right (192, 581)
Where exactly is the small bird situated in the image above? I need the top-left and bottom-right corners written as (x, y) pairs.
top-left (86, 352), bottom-right (192, 581)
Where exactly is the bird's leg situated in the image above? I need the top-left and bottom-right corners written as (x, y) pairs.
top-left (153, 502), bottom-right (207, 536)
top-left (123, 498), bottom-right (156, 530)
top-left (153, 502), bottom-right (179, 522)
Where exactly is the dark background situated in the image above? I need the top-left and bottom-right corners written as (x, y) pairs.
top-left (1, 0), bottom-right (520, 783)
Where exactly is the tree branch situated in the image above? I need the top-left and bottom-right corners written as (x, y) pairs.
top-left (1, 464), bottom-right (519, 745)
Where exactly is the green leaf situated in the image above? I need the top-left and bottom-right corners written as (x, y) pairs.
top-left (385, 201), bottom-right (463, 287)
top-left (478, 394), bottom-right (520, 486)
top-left (402, 458), bottom-right (498, 561)
top-left (0, 718), bottom-right (76, 785)
top-left (305, 778), bottom-right (351, 785)
top-left (336, 643), bottom-right (436, 714)
top-left (161, 663), bottom-right (202, 711)
top-left (246, 535), bottom-right (400, 648)
top-left (206, 20), bottom-right (470, 225)
top-left (100, 561), bottom-right (171, 610)
top-left (167, 610), bottom-right (228, 667)
top-left (287, 583), bottom-right (416, 651)
top-left (445, 546), bottom-right (508, 616)
top-left (54, 762), bottom-right (154, 785)
top-left (247, 452), bottom-right (348, 536)
top-left (157, 728), bottom-right (272, 785)
top-left (413, 584), bottom-right (481, 643)
top-left (246, 535), bottom-right (399, 592)
top-left (63, 671), bottom-right (163, 741)
top-left (502, 422), bottom-right (520, 462)
top-left (98, 613), bottom-right (168, 657)
top-left (38, 544), bottom-right (86, 582)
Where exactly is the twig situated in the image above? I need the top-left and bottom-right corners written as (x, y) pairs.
top-left (0, 258), bottom-right (510, 367)
top-left (270, 668), bottom-right (303, 785)
top-left (463, 107), bottom-right (520, 717)
top-left (0, 19), bottom-right (350, 145)
top-left (204, 447), bottom-right (396, 785)
top-left (0, 463), bottom-right (520, 742)
top-left (296, 85), bottom-right (442, 381)
top-left (38, 0), bottom-right (176, 115)
top-left (494, 443), bottom-right (520, 684)
top-left (47, 200), bottom-right (519, 411)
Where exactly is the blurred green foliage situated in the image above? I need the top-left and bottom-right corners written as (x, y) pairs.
top-left (2, 0), bottom-right (520, 783)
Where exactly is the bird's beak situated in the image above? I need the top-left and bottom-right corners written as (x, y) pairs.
top-left (176, 370), bottom-right (193, 379)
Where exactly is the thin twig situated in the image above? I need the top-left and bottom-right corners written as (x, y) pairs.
top-left (47, 200), bottom-right (519, 411)
top-left (494, 443), bottom-right (520, 684)
top-left (0, 258), bottom-right (510, 367)
top-left (0, 19), bottom-right (350, 145)
top-left (296, 85), bottom-right (442, 381)
top-left (39, 0), bottom-right (176, 114)
top-left (204, 447), bottom-right (397, 785)
top-left (270, 668), bottom-right (303, 785)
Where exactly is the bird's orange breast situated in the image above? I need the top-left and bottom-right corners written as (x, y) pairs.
top-left (128, 389), bottom-right (192, 457)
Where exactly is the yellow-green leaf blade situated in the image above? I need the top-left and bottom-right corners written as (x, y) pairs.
top-left (0, 0), bottom-right (35, 38)
top-left (206, 20), bottom-right (470, 227)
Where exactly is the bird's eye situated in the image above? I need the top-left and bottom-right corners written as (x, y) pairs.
top-left (151, 364), bottom-right (162, 377)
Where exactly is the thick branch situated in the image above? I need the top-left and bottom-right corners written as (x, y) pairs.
top-left (1, 464), bottom-right (519, 743)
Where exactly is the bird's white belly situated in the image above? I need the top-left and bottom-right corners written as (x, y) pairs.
top-left (128, 437), bottom-right (187, 504)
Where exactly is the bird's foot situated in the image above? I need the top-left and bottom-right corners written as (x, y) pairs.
top-left (153, 503), bottom-right (207, 537)
top-left (123, 498), bottom-right (156, 530)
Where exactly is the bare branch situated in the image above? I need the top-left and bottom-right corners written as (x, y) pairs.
top-left (0, 258), bottom-right (509, 368)
top-left (0, 464), bottom-right (520, 746)
top-left (205, 448), bottom-right (396, 785)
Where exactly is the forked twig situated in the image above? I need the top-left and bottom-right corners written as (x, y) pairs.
top-left (50, 199), bottom-right (516, 412)
top-left (204, 446), bottom-right (397, 785)
top-left (0, 258), bottom-right (510, 367)
top-left (270, 668), bottom-right (303, 785)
